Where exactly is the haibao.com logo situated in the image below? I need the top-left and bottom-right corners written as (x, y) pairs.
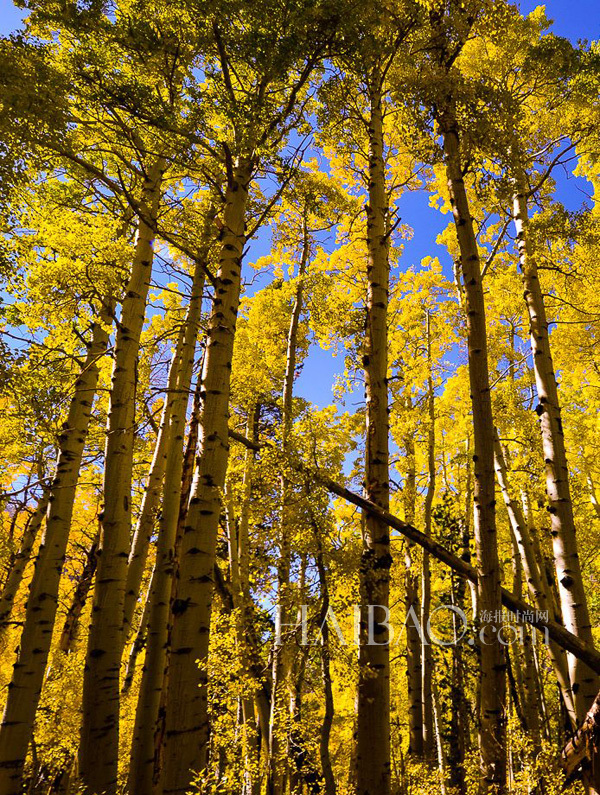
top-left (275, 605), bottom-right (549, 647)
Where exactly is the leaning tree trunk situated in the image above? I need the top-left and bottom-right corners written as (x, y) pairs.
top-left (58, 533), bottom-right (99, 653)
top-left (79, 158), bottom-right (164, 795)
top-left (0, 491), bottom-right (49, 637)
top-left (128, 246), bottom-right (207, 795)
top-left (439, 103), bottom-right (506, 793)
top-left (512, 173), bottom-right (598, 722)
top-left (159, 157), bottom-right (252, 795)
top-left (356, 78), bottom-right (392, 795)
top-left (0, 311), bottom-right (112, 795)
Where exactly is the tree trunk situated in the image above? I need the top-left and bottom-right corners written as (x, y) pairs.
top-left (79, 158), bottom-right (164, 795)
top-left (421, 315), bottom-right (435, 760)
top-left (58, 534), bottom-right (98, 653)
top-left (403, 433), bottom-right (423, 759)
top-left (356, 78), bottom-right (392, 795)
top-left (513, 177), bottom-right (598, 722)
top-left (0, 312), bottom-right (112, 795)
top-left (561, 688), bottom-right (600, 792)
top-left (128, 247), bottom-right (207, 795)
top-left (159, 157), bottom-right (252, 795)
top-left (0, 492), bottom-right (49, 636)
top-left (438, 104), bottom-right (506, 793)
top-left (122, 414), bottom-right (169, 640)
top-left (315, 537), bottom-right (336, 795)
top-left (269, 214), bottom-right (308, 795)
top-left (122, 573), bottom-right (152, 694)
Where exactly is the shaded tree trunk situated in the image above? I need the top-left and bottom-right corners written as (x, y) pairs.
top-left (0, 492), bottom-right (49, 636)
top-left (356, 76), bottom-right (392, 795)
top-left (404, 433), bottom-right (423, 759)
top-left (58, 534), bottom-right (99, 653)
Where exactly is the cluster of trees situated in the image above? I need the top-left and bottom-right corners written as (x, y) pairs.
top-left (0, 0), bottom-right (599, 793)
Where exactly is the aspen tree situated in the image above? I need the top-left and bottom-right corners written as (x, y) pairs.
top-left (58, 534), bottom-right (99, 653)
top-left (159, 5), bottom-right (336, 787)
top-left (269, 213), bottom-right (309, 795)
top-left (357, 67), bottom-right (392, 795)
top-left (512, 177), bottom-right (598, 721)
top-left (421, 312), bottom-right (436, 759)
top-left (128, 234), bottom-right (209, 795)
top-left (80, 158), bottom-right (165, 795)
top-left (493, 430), bottom-right (576, 724)
top-left (0, 313), bottom-right (112, 795)
top-left (433, 41), bottom-right (507, 793)
top-left (0, 492), bottom-right (48, 636)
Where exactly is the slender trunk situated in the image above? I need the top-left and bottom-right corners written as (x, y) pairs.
top-left (122, 573), bottom-right (152, 694)
top-left (438, 104), bottom-right (505, 792)
top-left (228, 408), bottom-right (267, 795)
top-left (159, 158), bottom-right (252, 795)
top-left (315, 540), bottom-right (336, 795)
top-left (269, 215), bottom-right (308, 795)
top-left (513, 177), bottom-right (598, 721)
top-left (421, 316), bottom-right (435, 760)
top-left (432, 677), bottom-right (447, 795)
top-left (128, 250), bottom-right (207, 795)
top-left (0, 493), bottom-right (49, 635)
top-left (357, 78), bottom-right (391, 795)
top-left (0, 313), bottom-right (112, 795)
top-left (122, 416), bottom-right (169, 640)
top-left (58, 534), bottom-right (99, 653)
top-left (403, 434), bottom-right (423, 758)
top-left (493, 431), bottom-right (576, 725)
top-left (80, 158), bottom-right (164, 795)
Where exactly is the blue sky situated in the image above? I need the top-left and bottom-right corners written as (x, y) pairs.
top-left (0, 0), bottom-right (597, 411)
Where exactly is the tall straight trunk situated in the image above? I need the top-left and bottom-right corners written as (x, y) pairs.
top-left (403, 433), bottom-right (423, 758)
top-left (0, 492), bottom-right (48, 635)
top-left (438, 104), bottom-right (506, 792)
top-left (58, 534), bottom-right (99, 653)
top-left (80, 158), bottom-right (164, 795)
top-left (269, 215), bottom-right (308, 795)
top-left (159, 157), bottom-right (252, 795)
top-left (512, 176), bottom-right (598, 722)
top-left (128, 249), bottom-right (207, 795)
top-left (421, 314), bottom-right (435, 759)
top-left (493, 431), bottom-right (576, 725)
top-left (0, 312), bottom-right (112, 795)
top-left (356, 78), bottom-right (391, 795)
